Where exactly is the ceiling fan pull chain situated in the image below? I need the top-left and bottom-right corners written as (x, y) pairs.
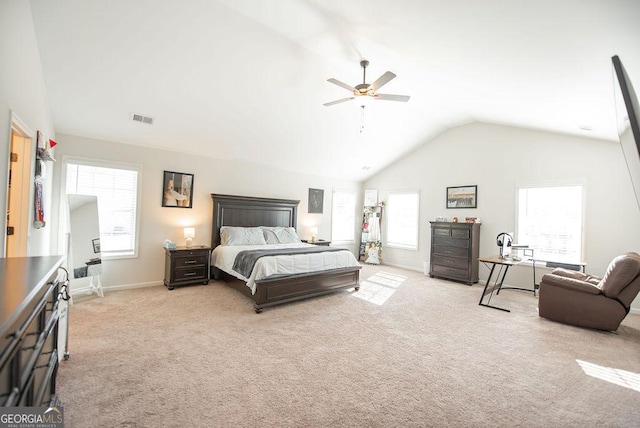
top-left (360, 106), bottom-right (365, 133)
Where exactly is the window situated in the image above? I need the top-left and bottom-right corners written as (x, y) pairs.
top-left (387, 191), bottom-right (420, 250)
top-left (516, 184), bottom-right (584, 263)
top-left (331, 189), bottom-right (357, 243)
top-left (65, 158), bottom-right (141, 258)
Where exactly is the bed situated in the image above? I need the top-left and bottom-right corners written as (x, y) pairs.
top-left (210, 193), bottom-right (361, 313)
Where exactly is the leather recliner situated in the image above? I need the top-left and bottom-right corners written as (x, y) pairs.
top-left (538, 252), bottom-right (640, 331)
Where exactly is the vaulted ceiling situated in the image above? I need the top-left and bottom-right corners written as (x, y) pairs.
top-left (29, 0), bottom-right (640, 181)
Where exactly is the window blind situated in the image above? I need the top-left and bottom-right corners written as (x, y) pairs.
top-left (66, 161), bottom-right (140, 257)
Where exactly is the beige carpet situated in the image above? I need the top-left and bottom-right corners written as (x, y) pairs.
top-left (57, 264), bottom-right (640, 427)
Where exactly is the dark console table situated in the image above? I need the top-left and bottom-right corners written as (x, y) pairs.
top-left (0, 255), bottom-right (66, 407)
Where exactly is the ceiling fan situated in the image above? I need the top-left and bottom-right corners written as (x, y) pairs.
top-left (324, 60), bottom-right (410, 107)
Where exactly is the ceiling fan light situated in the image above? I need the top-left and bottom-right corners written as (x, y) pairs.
top-left (355, 94), bottom-right (371, 107)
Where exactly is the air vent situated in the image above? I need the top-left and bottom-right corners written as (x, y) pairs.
top-left (131, 113), bottom-right (154, 125)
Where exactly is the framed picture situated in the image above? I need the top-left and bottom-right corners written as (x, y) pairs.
top-left (308, 188), bottom-right (324, 214)
top-left (92, 238), bottom-right (101, 253)
top-left (364, 189), bottom-right (378, 206)
top-left (162, 170), bottom-right (194, 208)
top-left (447, 185), bottom-right (477, 209)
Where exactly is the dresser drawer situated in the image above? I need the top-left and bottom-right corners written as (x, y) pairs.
top-left (432, 255), bottom-right (469, 270)
top-left (451, 229), bottom-right (470, 238)
top-left (430, 264), bottom-right (469, 279)
top-left (432, 246), bottom-right (468, 258)
top-left (174, 254), bottom-right (208, 268)
top-left (432, 228), bottom-right (451, 237)
top-left (174, 267), bottom-right (207, 282)
top-left (433, 237), bottom-right (470, 248)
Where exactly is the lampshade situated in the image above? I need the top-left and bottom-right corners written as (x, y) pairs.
top-left (184, 227), bottom-right (195, 248)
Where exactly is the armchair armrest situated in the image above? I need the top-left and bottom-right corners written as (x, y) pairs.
top-left (551, 268), bottom-right (601, 285)
top-left (540, 273), bottom-right (602, 295)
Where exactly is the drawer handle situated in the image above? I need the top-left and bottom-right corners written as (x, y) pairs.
top-left (184, 260), bottom-right (197, 264)
top-left (184, 272), bottom-right (197, 276)
top-left (444, 249), bottom-right (454, 254)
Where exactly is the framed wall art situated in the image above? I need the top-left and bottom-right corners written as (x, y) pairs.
top-left (308, 188), bottom-right (324, 214)
top-left (162, 170), bottom-right (194, 208)
top-left (364, 189), bottom-right (378, 207)
top-left (446, 185), bottom-right (477, 209)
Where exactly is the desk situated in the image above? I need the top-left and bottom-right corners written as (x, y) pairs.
top-left (478, 256), bottom-right (522, 312)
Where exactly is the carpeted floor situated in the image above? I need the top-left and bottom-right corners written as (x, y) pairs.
top-left (57, 264), bottom-right (640, 427)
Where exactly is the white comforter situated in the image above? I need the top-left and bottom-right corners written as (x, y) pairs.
top-left (211, 242), bottom-right (360, 294)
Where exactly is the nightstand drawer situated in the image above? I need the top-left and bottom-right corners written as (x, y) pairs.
top-left (174, 254), bottom-right (208, 268)
top-left (174, 267), bottom-right (207, 281)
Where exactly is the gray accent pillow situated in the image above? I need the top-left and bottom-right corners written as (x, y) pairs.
top-left (220, 226), bottom-right (266, 246)
top-left (261, 226), bottom-right (301, 244)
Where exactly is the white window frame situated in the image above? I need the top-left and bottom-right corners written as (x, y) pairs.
top-left (386, 190), bottom-right (420, 250)
top-left (331, 189), bottom-right (357, 244)
top-left (63, 156), bottom-right (142, 259)
top-left (515, 181), bottom-right (585, 264)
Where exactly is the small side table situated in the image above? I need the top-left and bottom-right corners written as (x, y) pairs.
top-left (164, 246), bottom-right (212, 290)
top-left (478, 255), bottom-right (522, 312)
top-left (301, 240), bottom-right (331, 246)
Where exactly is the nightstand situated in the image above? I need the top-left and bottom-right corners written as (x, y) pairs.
top-left (302, 240), bottom-right (331, 246)
top-left (164, 246), bottom-right (212, 290)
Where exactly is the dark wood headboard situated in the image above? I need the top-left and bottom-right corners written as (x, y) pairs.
top-left (210, 194), bottom-right (299, 248)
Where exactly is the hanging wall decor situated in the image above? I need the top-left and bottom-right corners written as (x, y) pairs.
top-left (446, 185), bottom-right (477, 209)
top-left (162, 170), bottom-right (194, 208)
top-left (308, 188), bottom-right (324, 214)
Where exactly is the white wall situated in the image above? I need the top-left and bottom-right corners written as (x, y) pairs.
top-left (0, 1), bottom-right (56, 257)
top-left (364, 122), bottom-right (640, 309)
top-left (51, 133), bottom-right (361, 291)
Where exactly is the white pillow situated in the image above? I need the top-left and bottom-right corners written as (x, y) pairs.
top-left (261, 226), bottom-right (301, 244)
top-left (220, 226), bottom-right (266, 246)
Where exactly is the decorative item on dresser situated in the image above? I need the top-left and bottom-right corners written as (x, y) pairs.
top-left (164, 246), bottom-right (212, 290)
top-left (429, 221), bottom-right (481, 285)
top-left (0, 255), bottom-right (67, 407)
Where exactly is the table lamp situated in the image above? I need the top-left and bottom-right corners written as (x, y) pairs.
top-left (310, 227), bottom-right (318, 242)
top-left (184, 227), bottom-right (195, 248)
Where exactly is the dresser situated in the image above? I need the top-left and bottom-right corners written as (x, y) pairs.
top-left (164, 246), bottom-right (212, 290)
top-left (429, 222), bottom-right (480, 285)
top-left (0, 255), bottom-right (66, 407)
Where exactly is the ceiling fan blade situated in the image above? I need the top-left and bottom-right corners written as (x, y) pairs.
top-left (370, 71), bottom-right (396, 91)
top-left (323, 97), bottom-right (355, 107)
top-left (327, 78), bottom-right (355, 92)
top-left (375, 93), bottom-right (410, 102)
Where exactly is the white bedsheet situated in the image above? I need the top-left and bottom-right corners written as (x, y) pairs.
top-left (211, 242), bottom-right (360, 294)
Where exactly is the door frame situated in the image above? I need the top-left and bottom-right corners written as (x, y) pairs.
top-left (4, 111), bottom-right (34, 257)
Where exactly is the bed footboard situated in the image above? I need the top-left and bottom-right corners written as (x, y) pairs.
top-left (211, 266), bottom-right (361, 313)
